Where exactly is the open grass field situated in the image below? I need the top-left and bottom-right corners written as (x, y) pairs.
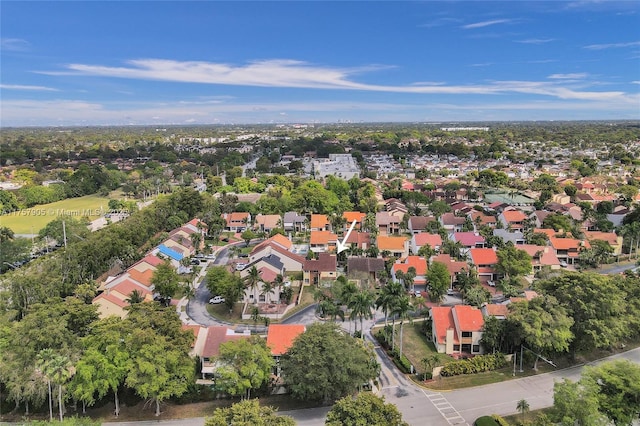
top-left (0, 194), bottom-right (113, 234)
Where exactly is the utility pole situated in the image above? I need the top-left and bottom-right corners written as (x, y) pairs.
top-left (62, 220), bottom-right (67, 249)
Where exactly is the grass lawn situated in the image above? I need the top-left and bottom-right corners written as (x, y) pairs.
top-left (376, 322), bottom-right (452, 374)
top-left (207, 302), bottom-right (251, 324)
top-left (0, 194), bottom-right (114, 234)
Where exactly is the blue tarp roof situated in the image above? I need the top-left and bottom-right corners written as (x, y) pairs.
top-left (158, 244), bottom-right (183, 261)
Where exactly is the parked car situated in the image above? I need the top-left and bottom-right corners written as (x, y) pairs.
top-left (447, 288), bottom-right (455, 296)
top-left (235, 263), bottom-right (248, 271)
top-left (487, 280), bottom-right (496, 287)
top-left (209, 296), bottom-right (225, 304)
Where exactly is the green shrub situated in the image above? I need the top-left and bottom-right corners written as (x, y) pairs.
top-left (474, 416), bottom-right (499, 426)
top-left (440, 353), bottom-right (507, 377)
top-left (492, 414), bottom-right (509, 426)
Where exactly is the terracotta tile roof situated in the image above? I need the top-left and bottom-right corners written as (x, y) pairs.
top-left (259, 267), bottom-right (278, 283)
top-left (377, 235), bottom-right (408, 251)
top-left (202, 326), bottom-right (250, 358)
top-left (343, 211), bottom-right (366, 224)
top-left (414, 233), bottom-right (443, 248)
top-left (430, 254), bottom-right (468, 277)
top-left (519, 244), bottom-right (560, 266)
top-left (137, 254), bottom-right (164, 268)
top-left (310, 230), bottom-right (337, 245)
top-left (469, 248), bottom-right (498, 266)
top-left (187, 218), bottom-right (208, 229)
top-left (409, 216), bottom-right (434, 230)
top-left (266, 324), bottom-right (306, 356)
top-left (483, 304), bottom-right (509, 318)
top-left (549, 237), bottom-right (588, 250)
top-left (502, 210), bottom-right (527, 222)
top-left (345, 231), bottom-right (371, 246)
top-left (110, 278), bottom-right (152, 299)
top-left (310, 214), bottom-right (330, 229)
top-left (126, 268), bottom-right (154, 287)
top-left (431, 307), bottom-right (457, 345)
top-left (393, 256), bottom-right (427, 275)
top-left (584, 231), bottom-right (619, 246)
top-left (255, 214), bottom-right (281, 229)
top-left (93, 292), bottom-right (128, 308)
top-left (453, 305), bottom-right (484, 332)
top-left (469, 211), bottom-right (497, 225)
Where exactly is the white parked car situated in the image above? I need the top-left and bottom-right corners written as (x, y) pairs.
top-left (487, 280), bottom-right (496, 287)
top-left (209, 296), bottom-right (225, 304)
top-left (235, 263), bottom-right (248, 271)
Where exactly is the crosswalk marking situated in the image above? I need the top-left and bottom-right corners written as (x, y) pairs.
top-left (423, 390), bottom-right (469, 426)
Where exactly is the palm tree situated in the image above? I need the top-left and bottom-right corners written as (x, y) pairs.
top-left (36, 349), bottom-right (74, 422)
top-left (243, 266), bottom-right (261, 303)
top-left (376, 280), bottom-right (404, 327)
top-left (516, 399), bottom-right (530, 424)
top-left (348, 290), bottom-right (375, 339)
top-left (273, 274), bottom-right (284, 303)
top-left (392, 295), bottom-right (413, 359)
top-left (125, 289), bottom-right (144, 305)
top-left (261, 279), bottom-right (275, 304)
top-left (36, 349), bottom-right (55, 421)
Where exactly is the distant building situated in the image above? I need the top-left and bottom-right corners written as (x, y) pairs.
top-left (313, 154), bottom-right (360, 180)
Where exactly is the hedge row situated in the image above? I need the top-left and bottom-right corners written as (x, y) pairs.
top-left (440, 353), bottom-right (507, 377)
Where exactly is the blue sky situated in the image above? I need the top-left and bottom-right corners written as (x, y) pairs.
top-left (1, 1), bottom-right (639, 126)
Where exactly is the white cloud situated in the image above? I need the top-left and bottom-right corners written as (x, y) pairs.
top-left (547, 73), bottom-right (589, 79)
top-left (0, 84), bottom-right (59, 91)
top-left (516, 38), bottom-right (555, 44)
top-left (631, 81), bottom-right (640, 84)
top-left (32, 58), bottom-right (637, 107)
top-left (462, 19), bottom-right (514, 29)
top-left (583, 41), bottom-right (640, 50)
top-left (0, 38), bottom-right (30, 51)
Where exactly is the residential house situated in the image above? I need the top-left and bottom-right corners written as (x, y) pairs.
top-left (549, 236), bottom-right (590, 266)
top-left (468, 211), bottom-right (497, 229)
top-left (429, 254), bottom-right (469, 288)
top-left (452, 232), bottom-right (486, 255)
top-left (310, 214), bottom-right (331, 232)
top-left (439, 213), bottom-right (466, 234)
top-left (498, 209), bottom-right (527, 231)
top-left (344, 231), bottom-right (372, 252)
top-left (254, 214), bottom-right (282, 234)
top-left (377, 235), bottom-right (410, 259)
top-left (198, 326), bottom-right (251, 382)
top-left (391, 256), bottom-right (428, 292)
top-left (346, 257), bottom-right (386, 286)
top-left (518, 244), bottom-right (561, 272)
top-left (469, 248), bottom-right (498, 283)
top-left (309, 230), bottom-right (338, 253)
top-left (493, 229), bottom-right (526, 246)
top-left (375, 211), bottom-right (402, 236)
top-left (303, 253), bottom-right (337, 286)
top-left (222, 212), bottom-right (251, 232)
top-left (93, 278), bottom-right (154, 318)
top-left (480, 303), bottom-right (510, 320)
top-left (249, 242), bottom-right (305, 272)
top-left (408, 216), bottom-right (435, 234)
top-left (530, 210), bottom-right (552, 229)
top-left (430, 305), bottom-right (485, 355)
top-left (283, 211), bottom-right (307, 233)
top-left (411, 232), bottom-right (443, 255)
top-left (267, 324), bottom-right (306, 379)
top-left (240, 255), bottom-right (285, 303)
top-left (584, 230), bottom-right (624, 256)
top-left (342, 211), bottom-right (366, 232)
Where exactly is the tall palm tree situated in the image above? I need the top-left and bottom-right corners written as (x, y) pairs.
top-left (243, 266), bottom-right (261, 303)
top-left (392, 295), bottom-right (413, 359)
top-left (36, 349), bottom-right (74, 422)
top-left (36, 349), bottom-right (55, 421)
top-left (273, 274), bottom-right (284, 303)
top-left (261, 279), bottom-right (275, 304)
top-left (376, 281), bottom-right (404, 327)
top-left (516, 399), bottom-right (530, 424)
top-left (348, 290), bottom-right (375, 339)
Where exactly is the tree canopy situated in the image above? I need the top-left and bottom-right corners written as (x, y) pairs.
top-left (325, 393), bottom-right (409, 426)
top-left (280, 322), bottom-right (379, 404)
